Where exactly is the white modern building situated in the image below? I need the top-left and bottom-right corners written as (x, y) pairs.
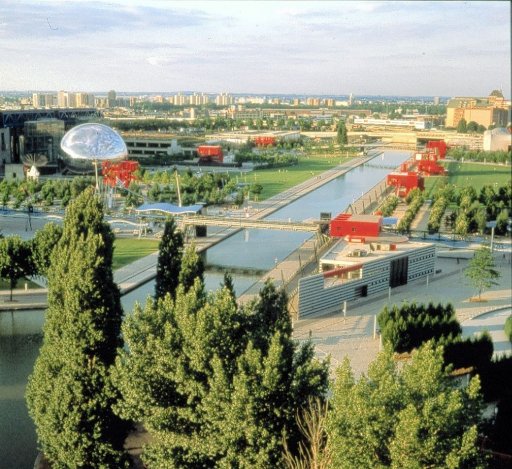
top-left (297, 235), bottom-right (436, 318)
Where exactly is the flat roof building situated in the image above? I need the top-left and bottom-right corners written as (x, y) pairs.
top-left (297, 235), bottom-right (435, 318)
top-left (445, 90), bottom-right (510, 129)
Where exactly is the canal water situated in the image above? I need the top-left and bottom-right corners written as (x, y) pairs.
top-left (0, 150), bottom-right (410, 468)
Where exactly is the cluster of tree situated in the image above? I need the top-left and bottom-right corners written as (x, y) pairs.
top-left (327, 343), bottom-right (486, 468)
top-left (480, 182), bottom-right (511, 235)
top-left (0, 223), bottom-right (63, 300)
top-left (446, 184), bottom-right (510, 237)
top-left (234, 147), bottom-right (299, 167)
top-left (397, 188), bottom-right (424, 233)
top-left (110, 115), bottom-right (335, 135)
top-left (378, 302), bottom-right (461, 353)
top-left (135, 169), bottom-right (242, 207)
top-left (377, 300), bottom-right (500, 370)
top-left (0, 177), bottom-right (94, 210)
top-left (348, 102), bottom-right (447, 115)
top-left (376, 294), bottom-right (512, 458)
top-left (378, 194), bottom-right (400, 217)
top-left (446, 148), bottom-right (511, 165)
top-left (22, 191), bottom-right (506, 467)
top-left (456, 118), bottom-right (487, 134)
top-left (427, 184), bottom-right (454, 233)
top-left (25, 199), bottom-right (330, 467)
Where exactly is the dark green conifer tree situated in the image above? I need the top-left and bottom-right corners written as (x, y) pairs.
top-left (26, 188), bottom-right (129, 468)
top-left (155, 218), bottom-right (183, 300)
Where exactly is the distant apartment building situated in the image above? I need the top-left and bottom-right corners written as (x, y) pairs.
top-left (32, 93), bottom-right (57, 108)
top-left (445, 90), bottom-right (510, 129)
top-left (188, 92), bottom-right (210, 106)
top-left (353, 117), bottom-right (430, 130)
top-left (306, 97), bottom-right (321, 106)
top-left (215, 93), bottom-right (234, 106)
top-left (75, 92), bottom-right (95, 108)
top-left (107, 90), bottom-right (117, 107)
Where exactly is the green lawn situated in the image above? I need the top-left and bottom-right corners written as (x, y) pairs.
top-left (112, 238), bottom-right (160, 270)
top-left (248, 154), bottom-right (353, 200)
top-left (0, 278), bottom-right (41, 291)
top-left (424, 162), bottom-right (511, 196)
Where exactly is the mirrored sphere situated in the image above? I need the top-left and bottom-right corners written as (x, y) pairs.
top-left (61, 123), bottom-right (127, 173)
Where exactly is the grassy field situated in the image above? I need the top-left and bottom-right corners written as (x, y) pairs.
top-left (249, 154), bottom-right (353, 200)
top-left (0, 278), bottom-right (41, 291)
top-left (424, 161), bottom-right (511, 197)
top-left (112, 237), bottom-right (160, 270)
top-left (0, 238), bottom-right (159, 292)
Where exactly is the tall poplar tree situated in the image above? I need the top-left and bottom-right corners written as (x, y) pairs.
top-left (155, 218), bottom-right (183, 300)
top-left (26, 188), bottom-right (129, 468)
top-left (336, 120), bottom-right (348, 145)
top-left (178, 243), bottom-right (205, 292)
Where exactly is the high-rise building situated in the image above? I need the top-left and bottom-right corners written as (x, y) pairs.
top-left (433, 96), bottom-right (440, 105)
top-left (215, 93), bottom-right (233, 106)
top-left (107, 90), bottom-right (117, 107)
top-left (75, 92), bottom-right (95, 108)
top-left (57, 90), bottom-right (68, 108)
top-left (32, 93), bottom-right (57, 108)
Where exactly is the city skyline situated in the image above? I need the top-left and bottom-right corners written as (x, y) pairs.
top-left (1, 1), bottom-right (511, 97)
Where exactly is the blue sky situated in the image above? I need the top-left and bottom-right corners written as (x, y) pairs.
top-left (1, 1), bottom-right (510, 96)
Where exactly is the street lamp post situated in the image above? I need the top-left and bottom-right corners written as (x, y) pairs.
top-left (486, 220), bottom-right (497, 253)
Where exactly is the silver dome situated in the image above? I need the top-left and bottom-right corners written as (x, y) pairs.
top-left (60, 123), bottom-right (127, 173)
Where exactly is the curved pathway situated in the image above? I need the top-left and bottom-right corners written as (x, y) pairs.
top-left (461, 307), bottom-right (512, 358)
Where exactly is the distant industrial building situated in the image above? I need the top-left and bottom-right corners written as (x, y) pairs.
top-left (483, 128), bottom-right (512, 152)
top-left (205, 130), bottom-right (301, 147)
top-left (445, 90), bottom-right (510, 129)
top-left (0, 108), bottom-right (101, 163)
top-left (353, 117), bottom-right (431, 130)
top-left (122, 134), bottom-right (195, 159)
top-left (22, 119), bottom-right (65, 167)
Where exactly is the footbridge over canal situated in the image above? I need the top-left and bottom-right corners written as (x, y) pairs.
top-left (179, 214), bottom-right (325, 233)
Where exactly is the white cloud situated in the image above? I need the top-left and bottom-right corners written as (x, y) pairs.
top-left (1, 0), bottom-right (510, 96)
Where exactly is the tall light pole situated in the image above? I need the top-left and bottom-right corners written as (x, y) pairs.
top-left (486, 220), bottom-right (497, 252)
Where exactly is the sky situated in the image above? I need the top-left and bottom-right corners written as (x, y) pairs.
top-left (0, 0), bottom-right (510, 96)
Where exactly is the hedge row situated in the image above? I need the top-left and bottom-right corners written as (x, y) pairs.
top-left (397, 191), bottom-right (424, 233)
top-left (427, 195), bottom-right (449, 233)
top-left (378, 195), bottom-right (400, 217)
top-left (378, 302), bottom-right (461, 354)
